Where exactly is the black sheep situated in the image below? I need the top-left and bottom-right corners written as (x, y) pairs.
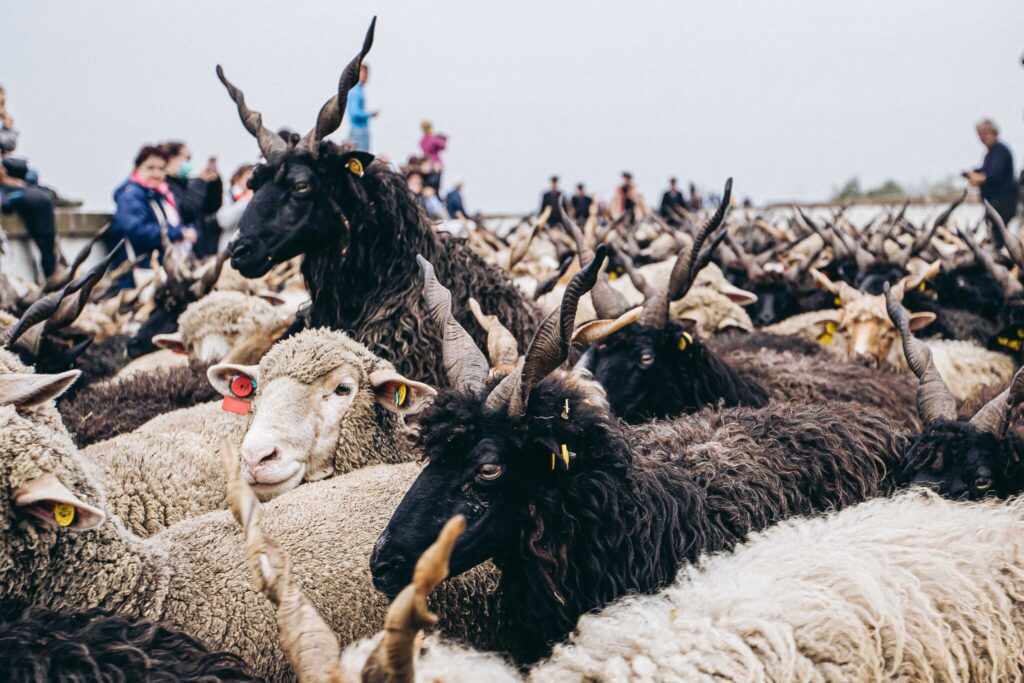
top-left (886, 285), bottom-right (1024, 499)
top-left (0, 607), bottom-right (258, 682)
top-left (576, 184), bottom-right (920, 428)
top-left (217, 19), bottom-right (541, 387)
top-left (370, 249), bottom-right (905, 662)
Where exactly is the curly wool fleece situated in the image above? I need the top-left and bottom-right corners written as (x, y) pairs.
top-left (256, 327), bottom-right (390, 385)
top-left (177, 291), bottom-right (286, 347)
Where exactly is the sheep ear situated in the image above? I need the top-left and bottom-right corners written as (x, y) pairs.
top-left (14, 473), bottom-right (106, 530)
top-left (369, 370), bottom-right (436, 415)
top-left (0, 370), bottom-right (81, 408)
top-left (909, 311), bottom-right (936, 332)
top-left (207, 363), bottom-right (260, 397)
top-left (152, 332), bottom-right (187, 354)
top-left (718, 283), bottom-right (758, 305)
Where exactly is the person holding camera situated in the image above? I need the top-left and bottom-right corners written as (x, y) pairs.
top-left (965, 118), bottom-right (1018, 246)
top-left (160, 141), bottom-right (223, 258)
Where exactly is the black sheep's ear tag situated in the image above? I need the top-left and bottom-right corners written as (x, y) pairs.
top-left (817, 321), bottom-right (838, 345)
top-left (677, 331), bottom-right (694, 351)
top-left (340, 151), bottom-right (375, 178)
top-left (991, 324), bottom-right (1024, 353)
top-left (549, 443), bottom-right (576, 472)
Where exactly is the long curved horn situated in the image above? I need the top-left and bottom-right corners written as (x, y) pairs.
top-left (894, 191), bottom-right (966, 267)
top-left (641, 178), bottom-right (731, 330)
top-left (797, 207), bottom-right (845, 256)
top-left (361, 515), bottom-right (465, 683)
top-left (45, 223), bottom-right (112, 293)
top-left (417, 255), bottom-right (489, 394)
top-left (532, 253), bottom-right (574, 300)
top-left (985, 200), bottom-right (1024, 271)
top-left (298, 17), bottom-right (377, 157)
top-left (216, 65), bottom-right (289, 158)
top-left (884, 283), bottom-right (957, 424)
top-left (958, 226), bottom-right (1024, 297)
top-left (610, 243), bottom-right (655, 299)
top-left (486, 245), bottom-right (607, 416)
top-left (559, 202), bottom-right (630, 319)
top-left (468, 298), bottom-right (519, 373)
top-left (969, 367), bottom-right (1024, 437)
top-left (723, 232), bottom-right (760, 280)
top-left (224, 442), bottom-right (342, 683)
top-left (190, 250), bottom-right (229, 300)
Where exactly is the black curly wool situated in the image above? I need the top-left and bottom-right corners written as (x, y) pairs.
top-left (0, 607), bottom-right (258, 682)
top-left (412, 375), bottom-right (905, 661)
top-left (59, 362), bottom-right (217, 446)
top-left (303, 161), bottom-right (542, 387)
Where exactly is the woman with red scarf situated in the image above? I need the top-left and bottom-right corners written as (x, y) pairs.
top-left (109, 145), bottom-right (197, 289)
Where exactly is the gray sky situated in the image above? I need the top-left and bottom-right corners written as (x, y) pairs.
top-left (5, 1), bottom-right (1023, 213)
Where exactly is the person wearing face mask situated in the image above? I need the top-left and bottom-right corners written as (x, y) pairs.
top-left (160, 140), bottom-right (223, 258)
top-left (108, 145), bottom-right (197, 289)
top-left (216, 163), bottom-right (255, 249)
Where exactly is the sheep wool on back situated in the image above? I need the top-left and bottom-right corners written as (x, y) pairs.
top-left (534, 490), bottom-right (1024, 682)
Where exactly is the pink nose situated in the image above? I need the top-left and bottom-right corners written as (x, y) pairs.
top-left (243, 446), bottom-right (279, 475)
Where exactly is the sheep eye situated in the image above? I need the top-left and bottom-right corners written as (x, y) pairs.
top-left (478, 463), bottom-right (504, 481)
top-left (974, 477), bottom-right (992, 490)
top-left (334, 384), bottom-right (353, 396)
top-left (293, 182), bottom-right (311, 195)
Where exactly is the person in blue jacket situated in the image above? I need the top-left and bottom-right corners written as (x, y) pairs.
top-left (108, 145), bottom-right (197, 289)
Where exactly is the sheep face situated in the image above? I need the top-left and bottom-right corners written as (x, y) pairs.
top-left (900, 420), bottom-right (1024, 499)
top-left (209, 329), bottom-right (433, 501)
top-left (371, 372), bottom-right (623, 597)
top-left (0, 406), bottom-right (107, 599)
top-left (578, 319), bottom-right (761, 423)
top-left (229, 149), bottom-right (373, 278)
top-left (743, 275), bottom-right (802, 327)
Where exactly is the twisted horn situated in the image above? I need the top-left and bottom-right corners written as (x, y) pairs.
top-left (641, 178), bottom-right (731, 330)
top-left (985, 199), bottom-right (1024, 271)
top-left (532, 253), bottom-right (574, 300)
top-left (362, 516), bottom-right (466, 683)
top-left (190, 250), bottom-right (229, 300)
top-left (723, 232), bottom-right (761, 281)
top-left (610, 243), bottom-right (655, 299)
top-left (417, 255), bottom-right (489, 393)
top-left (486, 245), bottom-right (608, 416)
top-left (298, 17), bottom-right (377, 157)
top-left (894, 191), bottom-right (966, 267)
top-left (884, 283), bottom-right (957, 424)
top-left (216, 65), bottom-right (289, 158)
top-left (468, 298), bottom-right (519, 373)
top-left (958, 226), bottom-right (1024, 297)
top-left (224, 441), bottom-right (342, 683)
top-left (969, 367), bottom-right (1024, 437)
top-left (558, 201), bottom-right (630, 318)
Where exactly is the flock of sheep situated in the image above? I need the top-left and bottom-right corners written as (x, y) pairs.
top-left (3, 18), bottom-right (1024, 683)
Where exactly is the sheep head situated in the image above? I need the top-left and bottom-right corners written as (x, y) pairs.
top-left (208, 329), bottom-right (434, 501)
top-left (218, 20), bottom-right (377, 278)
top-left (369, 248), bottom-right (636, 598)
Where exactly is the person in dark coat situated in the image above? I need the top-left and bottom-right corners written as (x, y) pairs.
top-left (161, 141), bottom-right (223, 258)
top-left (659, 176), bottom-right (689, 226)
top-left (967, 119), bottom-right (1018, 247)
top-left (445, 179), bottom-right (466, 217)
top-left (540, 175), bottom-right (564, 227)
top-left (108, 145), bottom-right (196, 289)
top-left (571, 183), bottom-right (593, 222)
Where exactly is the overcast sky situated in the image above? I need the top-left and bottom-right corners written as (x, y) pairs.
top-left (5, 1), bottom-right (1023, 213)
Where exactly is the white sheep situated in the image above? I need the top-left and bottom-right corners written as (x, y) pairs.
top-left (38, 328), bottom-right (434, 537)
top-left (0, 410), bottom-right (498, 682)
top-left (248, 490), bottom-right (1024, 682)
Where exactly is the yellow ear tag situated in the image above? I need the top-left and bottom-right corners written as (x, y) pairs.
top-left (1011, 340), bottom-right (1023, 351)
top-left (917, 282), bottom-right (926, 292)
top-left (825, 321), bottom-right (837, 334)
top-left (818, 333), bottom-right (833, 345)
top-left (998, 336), bottom-right (1009, 347)
top-left (550, 452), bottom-right (557, 471)
top-left (834, 297), bottom-right (842, 307)
top-left (347, 158), bottom-right (364, 177)
top-left (560, 443), bottom-right (571, 469)
top-left (608, 271), bottom-right (618, 281)
top-left (54, 503), bottom-right (75, 527)
top-left (394, 384), bottom-right (408, 408)
top-left (677, 332), bottom-right (693, 351)
top-left (1017, 328), bottom-right (1024, 339)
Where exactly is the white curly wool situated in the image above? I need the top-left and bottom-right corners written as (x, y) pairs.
top-left (533, 490), bottom-right (1024, 682)
top-left (341, 492), bottom-right (1024, 682)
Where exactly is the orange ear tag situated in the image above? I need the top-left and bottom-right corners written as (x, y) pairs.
top-left (222, 374), bottom-right (256, 415)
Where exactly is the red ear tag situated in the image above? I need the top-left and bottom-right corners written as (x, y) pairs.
top-left (229, 374), bottom-right (255, 398)
top-left (170, 348), bottom-right (188, 356)
top-left (222, 396), bottom-right (252, 415)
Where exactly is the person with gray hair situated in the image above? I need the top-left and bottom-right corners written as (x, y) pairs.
top-left (966, 118), bottom-right (1018, 245)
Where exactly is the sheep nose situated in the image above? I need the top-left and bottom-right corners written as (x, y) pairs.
top-left (243, 446), bottom-right (279, 473)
